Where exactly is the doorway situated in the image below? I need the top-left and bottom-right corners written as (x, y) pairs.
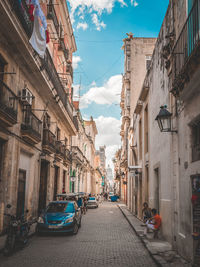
top-left (191, 175), bottom-right (200, 265)
top-left (38, 160), bottom-right (49, 213)
top-left (154, 167), bottom-right (160, 214)
top-left (135, 176), bottom-right (138, 215)
top-left (16, 170), bottom-right (26, 219)
top-left (53, 166), bottom-right (59, 200)
top-left (62, 170), bottom-right (66, 193)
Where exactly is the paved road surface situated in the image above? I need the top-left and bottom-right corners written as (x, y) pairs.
top-left (0, 202), bottom-right (157, 267)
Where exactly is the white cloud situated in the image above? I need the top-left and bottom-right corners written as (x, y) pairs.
top-left (80, 74), bottom-right (122, 109)
top-left (92, 14), bottom-right (106, 31)
top-left (131, 0), bottom-right (138, 6)
top-left (72, 55), bottom-right (82, 69)
top-left (95, 116), bottom-right (121, 170)
top-left (77, 22), bottom-right (88, 30)
top-left (68, 0), bottom-right (128, 28)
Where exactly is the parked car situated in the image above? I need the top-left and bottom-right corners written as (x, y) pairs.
top-left (108, 192), bottom-right (114, 200)
top-left (87, 197), bottom-right (98, 208)
top-left (37, 201), bottom-right (81, 235)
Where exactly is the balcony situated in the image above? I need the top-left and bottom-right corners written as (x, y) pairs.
top-left (72, 146), bottom-right (84, 164)
top-left (21, 109), bottom-right (42, 144)
top-left (0, 81), bottom-right (18, 127)
top-left (63, 148), bottom-right (71, 165)
top-left (42, 128), bottom-right (56, 154)
top-left (66, 63), bottom-right (73, 81)
top-left (171, 0), bottom-right (200, 96)
top-left (47, 4), bottom-right (59, 35)
top-left (41, 50), bottom-right (73, 119)
top-left (55, 141), bottom-right (66, 161)
top-left (9, 0), bottom-right (33, 37)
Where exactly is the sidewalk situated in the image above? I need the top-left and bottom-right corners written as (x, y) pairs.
top-left (118, 204), bottom-right (192, 267)
top-left (0, 222), bottom-right (37, 253)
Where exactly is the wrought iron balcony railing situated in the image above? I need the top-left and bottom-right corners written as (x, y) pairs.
top-left (55, 141), bottom-right (66, 159)
top-left (64, 148), bottom-right (71, 162)
top-left (21, 109), bottom-right (42, 143)
top-left (47, 4), bottom-right (59, 35)
top-left (42, 128), bottom-right (56, 153)
top-left (66, 63), bottom-right (73, 81)
top-left (41, 50), bottom-right (73, 119)
top-left (9, 0), bottom-right (33, 37)
top-left (171, 0), bottom-right (200, 93)
top-left (0, 80), bottom-right (18, 127)
top-left (72, 146), bottom-right (84, 163)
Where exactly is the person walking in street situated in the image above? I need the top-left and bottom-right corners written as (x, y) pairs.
top-left (83, 196), bottom-right (88, 215)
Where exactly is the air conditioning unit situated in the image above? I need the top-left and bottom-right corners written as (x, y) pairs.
top-left (21, 88), bottom-right (33, 106)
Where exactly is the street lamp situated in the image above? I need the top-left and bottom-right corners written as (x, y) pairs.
top-left (155, 105), bottom-right (177, 133)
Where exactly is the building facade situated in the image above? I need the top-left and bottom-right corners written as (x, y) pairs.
top-left (0, 0), bottom-right (99, 233)
top-left (120, 36), bottom-right (156, 205)
top-left (116, 0), bottom-right (200, 264)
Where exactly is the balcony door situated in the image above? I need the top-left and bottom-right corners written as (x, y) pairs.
top-left (38, 160), bottom-right (49, 214)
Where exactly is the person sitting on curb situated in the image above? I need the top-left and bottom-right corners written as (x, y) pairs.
top-left (144, 208), bottom-right (161, 237)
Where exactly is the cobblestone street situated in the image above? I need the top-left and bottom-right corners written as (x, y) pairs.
top-left (0, 202), bottom-right (156, 267)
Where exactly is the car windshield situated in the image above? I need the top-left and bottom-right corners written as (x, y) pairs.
top-left (46, 203), bottom-right (69, 213)
top-left (89, 197), bottom-right (95, 200)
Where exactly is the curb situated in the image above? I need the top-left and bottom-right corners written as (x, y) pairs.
top-left (118, 204), bottom-right (162, 267)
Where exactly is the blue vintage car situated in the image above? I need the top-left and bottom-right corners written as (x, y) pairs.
top-left (37, 201), bottom-right (82, 234)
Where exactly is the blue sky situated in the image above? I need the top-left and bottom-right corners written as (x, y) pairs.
top-left (67, 0), bottom-right (169, 168)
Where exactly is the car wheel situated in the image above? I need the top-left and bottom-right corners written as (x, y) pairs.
top-left (73, 222), bottom-right (79, 235)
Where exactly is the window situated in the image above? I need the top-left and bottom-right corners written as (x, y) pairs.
top-left (139, 119), bottom-right (142, 160)
top-left (0, 139), bottom-right (4, 183)
top-left (56, 127), bottom-right (60, 140)
top-left (144, 105), bottom-right (149, 153)
top-left (43, 113), bottom-right (50, 129)
top-left (65, 137), bottom-right (68, 146)
top-left (146, 55), bottom-right (152, 71)
top-left (0, 54), bottom-right (7, 86)
top-left (191, 120), bottom-right (200, 162)
top-left (126, 90), bottom-right (130, 108)
top-left (126, 56), bottom-right (131, 72)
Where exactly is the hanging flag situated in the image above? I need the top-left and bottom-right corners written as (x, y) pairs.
top-left (29, 11), bottom-right (46, 58)
top-left (28, 1), bottom-right (48, 57)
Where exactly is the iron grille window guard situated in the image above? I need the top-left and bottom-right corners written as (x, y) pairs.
top-left (0, 80), bottom-right (18, 121)
top-left (172, 0), bottom-right (200, 88)
top-left (42, 128), bottom-right (56, 150)
top-left (21, 109), bottom-right (42, 139)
